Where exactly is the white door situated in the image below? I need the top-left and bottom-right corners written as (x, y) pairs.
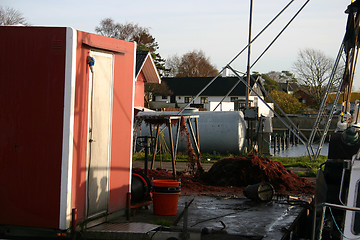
top-left (86, 50), bottom-right (114, 218)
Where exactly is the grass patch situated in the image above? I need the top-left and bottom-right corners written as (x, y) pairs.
top-left (132, 152), bottom-right (234, 163)
top-left (133, 152), bottom-right (327, 177)
top-left (296, 171), bottom-right (307, 177)
top-left (270, 155), bottom-right (327, 177)
top-left (269, 155), bottom-right (327, 169)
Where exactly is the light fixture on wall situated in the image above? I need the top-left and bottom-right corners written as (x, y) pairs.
top-left (87, 56), bottom-right (95, 73)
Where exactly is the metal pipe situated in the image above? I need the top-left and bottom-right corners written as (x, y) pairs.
top-left (151, 125), bottom-right (161, 169)
top-left (187, 118), bottom-right (200, 155)
top-left (317, 202), bottom-right (360, 239)
top-left (347, 47), bottom-right (359, 106)
top-left (345, 13), bottom-right (360, 111)
top-left (307, 41), bottom-right (345, 159)
top-left (338, 167), bottom-right (346, 206)
top-left (353, 99), bottom-right (360, 125)
top-left (324, 202), bottom-right (360, 212)
top-left (246, 0), bottom-right (253, 108)
top-left (168, 119), bottom-right (177, 179)
top-left (317, 205), bottom-right (326, 240)
top-left (174, 120), bottom-right (181, 160)
top-left (144, 136), bottom-right (149, 178)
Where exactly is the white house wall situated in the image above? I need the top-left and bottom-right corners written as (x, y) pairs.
top-left (209, 102), bottom-right (235, 111)
top-left (258, 101), bottom-right (274, 118)
top-left (154, 96), bottom-right (246, 104)
top-left (153, 95), bottom-right (270, 112)
top-left (155, 96), bottom-right (170, 102)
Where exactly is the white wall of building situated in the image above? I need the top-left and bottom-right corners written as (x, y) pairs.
top-left (153, 95), bottom-right (273, 115)
top-left (209, 102), bottom-right (235, 111)
top-left (155, 95), bottom-right (241, 104)
top-left (155, 96), bottom-right (170, 102)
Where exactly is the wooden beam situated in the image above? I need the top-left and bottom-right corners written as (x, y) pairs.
top-left (168, 119), bottom-right (176, 179)
top-left (151, 124), bottom-right (160, 169)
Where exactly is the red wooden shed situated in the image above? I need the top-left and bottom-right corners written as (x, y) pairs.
top-left (0, 26), bottom-right (136, 234)
top-left (134, 51), bottom-right (161, 112)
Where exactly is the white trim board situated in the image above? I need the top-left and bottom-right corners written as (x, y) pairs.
top-left (59, 27), bottom-right (77, 230)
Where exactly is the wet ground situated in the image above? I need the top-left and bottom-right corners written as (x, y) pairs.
top-left (84, 158), bottom-right (313, 239)
top-left (86, 194), bottom-right (312, 240)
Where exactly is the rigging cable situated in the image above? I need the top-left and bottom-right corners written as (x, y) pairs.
top-left (178, 0), bottom-right (297, 114)
top-left (228, 0), bottom-right (296, 66)
top-left (251, 0), bottom-right (311, 69)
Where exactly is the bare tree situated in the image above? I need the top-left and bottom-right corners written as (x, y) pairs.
top-left (0, 6), bottom-right (28, 26)
top-left (266, 71), bottom-right (297, 83)
top-left (95, 18), bottom-right (158, 52)
top-left (166, 50), bottom-right (218, 77)
top-left (95, 18), bottom-right (167, 74)
top-left (293, 48), bottom-right (342, 108)
top-left (164, 54), bottom-right (181, 77)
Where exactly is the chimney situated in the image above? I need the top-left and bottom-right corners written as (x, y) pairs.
top-left (222, 68), bottom-right (230, 77)
top-left (286, 80), bottom-right (289, 93)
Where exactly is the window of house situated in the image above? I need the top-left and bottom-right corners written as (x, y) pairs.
top-left (230, 97), bottom-right (238, 102)
top-left (184, 97), bottom-right (191, 103)
top-left (162, 96), bottom-right (167, 100)
top-left (239, 102), bottom-right (246, 108)
top-left (201, 97), bottom-right (208, 104)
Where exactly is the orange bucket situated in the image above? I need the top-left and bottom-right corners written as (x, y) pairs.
top-left (152, 179), bottom-right (181, 215)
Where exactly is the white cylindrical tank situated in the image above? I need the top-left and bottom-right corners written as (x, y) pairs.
top-left (136, 111), bottom-right (247, 154)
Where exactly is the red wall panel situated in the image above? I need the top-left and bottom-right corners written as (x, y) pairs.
top-left (134, 72), bottom-right (145, 107)
top-left (70, 31), bottom-right (91, 223)
top-left (0, 27), bottom-right (67, 228)
top-left (109, 43), bottom-right (135, 212)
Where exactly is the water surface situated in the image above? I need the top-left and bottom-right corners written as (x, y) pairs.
top-left (271, 143), bottom-right (329, 157)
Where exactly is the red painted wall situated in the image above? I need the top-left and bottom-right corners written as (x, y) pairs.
top-left (70, 32), bottom-right (91, 223)
top-left (134, 72), bottom-right (145, 107)
top-left (71, 31), bottom-right (135, 222)
top-left (0, 27), bottom-right (66, 228)
top-left (108, 39), bottom-right (135, 213)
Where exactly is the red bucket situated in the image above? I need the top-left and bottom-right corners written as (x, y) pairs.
top-left (152, 180), bottom-right (181, 215)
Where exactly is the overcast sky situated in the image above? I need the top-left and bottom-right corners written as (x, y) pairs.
top-left (1, 0), bottom-right (353, 86)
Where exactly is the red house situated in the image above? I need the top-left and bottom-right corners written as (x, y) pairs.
top-left (134, 51), bottom-right (161, 113)
top-left (0, 26), bottom-right (136, 235)
top-left (295, 89), bottom-right (314, 106)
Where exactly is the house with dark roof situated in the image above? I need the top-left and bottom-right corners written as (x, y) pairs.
top-left (278, 81), bottom-right (299, 94)
top-left (151, 76), bottom-right (272, 117)
top-left (134, 51), bottom-right (161, 110)
top-left (276, 81), bottom-right (316, 107)
top-left (295, 89), bottom-right (314, 106)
